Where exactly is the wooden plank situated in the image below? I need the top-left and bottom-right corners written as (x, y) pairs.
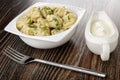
top-left (0, 0), bottom-right (120, 80)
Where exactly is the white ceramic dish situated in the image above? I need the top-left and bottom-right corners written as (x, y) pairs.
top-left (4, 2), bottom-right (86, 49)
top-left (85, 11), bottom-right (119, 61)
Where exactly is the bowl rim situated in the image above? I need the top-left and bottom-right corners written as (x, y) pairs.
top-left (4, 2), bottom-right (86, 42)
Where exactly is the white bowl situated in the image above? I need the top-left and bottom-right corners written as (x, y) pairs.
top-left (4, 2), bottom-right (86, 49)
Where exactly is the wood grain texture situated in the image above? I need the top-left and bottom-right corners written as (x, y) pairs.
top-left (0, 0), bottom-right (120, 80)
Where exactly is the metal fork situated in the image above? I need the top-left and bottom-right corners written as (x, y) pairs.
top-left (2, 46), bottom-right (106, 78)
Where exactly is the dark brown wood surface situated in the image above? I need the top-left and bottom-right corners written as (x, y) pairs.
top-left (0, 0), bottom-right (120, 80)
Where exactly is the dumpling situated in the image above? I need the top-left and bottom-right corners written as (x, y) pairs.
top-left (20, 24), bottom-right (31, 35)
top-left (53, 7), bottom-right (67, 17)
top-left (41, 6), bottom-right (53, 18)
top-left (62, 13), bottom-right (77, 29)
top-left (16, 17), bottom-right (26, 30)
top-left (51, 29), bottom-right (64, 35)
top-left (24, 16), bottom-right (32, 24)
top-left (28, 19), bottom-right (50, 36)
top-left (35, 27), bottom-right (50, 36)
top-left (37, 18), bottom-right (49, 28)
top-left (47, 15), bottom-right (63, 29)
top-left (27, 28), bottom-right (37, 36)
top-left (26, 7), bottom-right (42, 22)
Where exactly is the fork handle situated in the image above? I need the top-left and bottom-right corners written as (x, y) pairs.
top-left (33, 59), bottom-right (106, 78)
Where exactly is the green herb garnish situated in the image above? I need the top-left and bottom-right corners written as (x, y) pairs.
top-left (28, 24), bottom-right (37, 28)
top-left (68, 16), bottom-right (70, 20)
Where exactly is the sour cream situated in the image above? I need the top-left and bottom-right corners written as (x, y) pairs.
top-left (91, 20), bottom-right (114, 37)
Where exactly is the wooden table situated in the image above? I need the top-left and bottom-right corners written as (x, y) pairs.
top-left (0, 0), bottom-right (120, 80)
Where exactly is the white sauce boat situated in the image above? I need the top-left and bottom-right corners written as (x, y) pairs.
top-left (85, 11), bottom-right (119, 61)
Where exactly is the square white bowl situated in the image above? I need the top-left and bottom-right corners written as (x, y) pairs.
top-left (4, 2), bottom-right (86, 49)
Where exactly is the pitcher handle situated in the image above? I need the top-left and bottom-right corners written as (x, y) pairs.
top-left (100, 43), bottom-right (110, 61)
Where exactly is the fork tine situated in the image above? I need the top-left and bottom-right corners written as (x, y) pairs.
top-left (2, 50), bottom-right (21, 62)
top-left (7, 46), bottom-right (26, 57)
top-left (4, 49), bottom-right (21, 60)
top-left (5, 47), bottom-right (23, 59)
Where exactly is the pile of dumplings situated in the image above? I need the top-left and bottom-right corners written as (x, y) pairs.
top-left (16, 6), bottom-right (77, 36)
